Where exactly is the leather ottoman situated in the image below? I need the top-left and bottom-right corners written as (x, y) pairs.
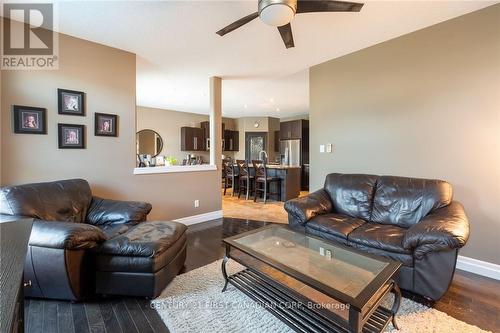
top-left (95, 221), bottom-right (187, 298)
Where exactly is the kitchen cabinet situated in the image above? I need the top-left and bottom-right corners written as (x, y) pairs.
top-left (181, 127), bottom-right (205, 151)
top-left (201, 121), bottom-right (225, 151)
top-left (280, 120), bottom-right (307, 140)
top-left (224, 130), bottom-right (239, 151)
top-left (274, 131), bottom-right (280, 152)
top-left (302, 164), bottom-right (310, 191)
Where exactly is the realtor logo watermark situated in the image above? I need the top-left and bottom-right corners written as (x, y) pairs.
top-left (1, 2), bottom-right (59, 70)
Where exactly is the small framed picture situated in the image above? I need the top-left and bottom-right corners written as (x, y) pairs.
top-left (13, 105), bottom-right (47, 134)
top-left (58, 124), bottom-right (85, 149)
top-left (58, 88), bottom-right (85, 116)
top-left (95, 112), bottom-right (118, 137)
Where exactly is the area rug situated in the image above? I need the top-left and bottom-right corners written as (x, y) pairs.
top-left (152, 260), bottom-right (489, 333)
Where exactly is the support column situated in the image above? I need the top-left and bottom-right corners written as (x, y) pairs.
top-left (209, 76), bottom-right (222, 170)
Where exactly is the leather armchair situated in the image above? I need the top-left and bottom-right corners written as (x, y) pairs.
top-left (0, 179), bottom-right (152, 301)
top-left (285, 173), bottom-right (470, 301)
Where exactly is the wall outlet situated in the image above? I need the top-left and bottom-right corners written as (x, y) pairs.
top-left (194, 200), bottom-right (200, 208)
top-left (326, 144), bottom-right (333, 153)
top-left (319, 145), bottom-right (325, 153)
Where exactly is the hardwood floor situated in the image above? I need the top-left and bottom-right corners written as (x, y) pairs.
top-left (25, 218), bottom-right (500, 333)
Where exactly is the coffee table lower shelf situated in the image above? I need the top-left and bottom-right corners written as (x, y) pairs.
top-left (226, 269), bottom-right (393, 333)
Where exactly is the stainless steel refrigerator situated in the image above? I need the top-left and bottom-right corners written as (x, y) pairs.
top-left (280, 139), bottom-right (301, 166)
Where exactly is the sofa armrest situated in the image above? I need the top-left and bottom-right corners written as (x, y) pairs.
top-left (86, 196), bottom-right (152, 226)
top-left (403, 201), bottom-right (469, 259)
top-left (284, 189), bottom-right (332, 228)
top-left (29, 220), bottom-right (107, 250)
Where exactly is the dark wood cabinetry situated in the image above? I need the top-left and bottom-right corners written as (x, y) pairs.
top-left (280, 120), bottom-right (305, 140)
top-left (181, 127), bottom-right (205, 151)
top-left (274, 131), bottom-right (280, 152)
top-left (279, 120), bottom-right (309, 190)
top-left (200, 121), bottom-right (235, 151)
top-left (224, 130), bottom-right (239, 151)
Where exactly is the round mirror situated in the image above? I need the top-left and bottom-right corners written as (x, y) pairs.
top-left (136, 129), bottom-right (163, 157)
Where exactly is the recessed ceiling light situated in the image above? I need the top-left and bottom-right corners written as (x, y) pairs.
top-left (269, 97), bottom-right (275, 103)
top-left (244, 104), bottom-right (248, 109)
top-left (276, 108), bottom-right (280, 112)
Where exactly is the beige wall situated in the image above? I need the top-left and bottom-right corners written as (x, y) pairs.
top-left (234, 116), bottom-right (280, 161)
top-left (309, 5), bottom-right (500, 264)
top-left (1, 30), bottom-right (222, 220)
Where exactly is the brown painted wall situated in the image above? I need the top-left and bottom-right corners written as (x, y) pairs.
top-left (309, 5), bottom-right (500, 264)
top-left (1, 31), bottom-right (221, 220)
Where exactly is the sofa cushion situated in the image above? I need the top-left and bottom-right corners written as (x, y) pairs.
top-left (371, 176), bottom-right (452, 228)
top-left (348, 242), bottom-right (413, 267)
top-left (306, 214), bottom-right (365, 244)
top-left (0, 179), bottom-right (92, 223)
top-left (96, 232), bottom-right (187, 273)
top-left (97, 221), bottom-right (187, 258)
top-left (323, 173), bottom-right (378, 220)
top-left (348, 223), bottom-right (411, 255)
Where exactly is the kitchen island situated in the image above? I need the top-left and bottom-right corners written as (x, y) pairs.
top-left (232, 164), bottom-right (301, 201)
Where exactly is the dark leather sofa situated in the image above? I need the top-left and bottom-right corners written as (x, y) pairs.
top-left (284, 173), bottom-right (470, 301)
top-left (0, 179), bottom-right (187, 300)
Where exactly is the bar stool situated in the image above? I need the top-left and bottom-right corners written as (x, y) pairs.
top-left (252, 160), bottom-right (281, 204)
top-left (237, 160), bottom-right (254, 200)
top-left (223, 159), bottom-right (238, 196)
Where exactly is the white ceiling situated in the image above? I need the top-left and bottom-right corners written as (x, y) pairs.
top-left (51, 0), bottom-right (495, 117)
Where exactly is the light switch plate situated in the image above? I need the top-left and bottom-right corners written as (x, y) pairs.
top-left (326, 144), bottom-right (333, 153)
top-left (320, 145), bottom-right (325, 153)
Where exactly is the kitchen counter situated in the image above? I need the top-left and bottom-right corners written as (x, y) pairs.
top-left (231, 164), bottom-right (301, 201)
top-left (265, 164), bottom-right (302, 169)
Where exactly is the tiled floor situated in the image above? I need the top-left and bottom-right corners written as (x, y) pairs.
top-left (221, 188), bottom-right (308, 223)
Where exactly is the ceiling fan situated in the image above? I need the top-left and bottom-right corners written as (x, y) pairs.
top-left (216, 0), bottom-right (364, 49)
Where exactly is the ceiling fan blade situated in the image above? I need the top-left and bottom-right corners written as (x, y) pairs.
top-left (216, 12), bottom-right (259, 36)
top-left (278, 23), bottom-right (295, 49)
top-left (296, 0), bottom-right (364, 14)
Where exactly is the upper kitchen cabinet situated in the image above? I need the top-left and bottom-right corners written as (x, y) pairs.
top-left (201, 121), bottom-right (225, 151)
top-left (280, 120), bottom-right (309, 140)
top-left (181, 127), bottom-right (205, 151)
top-left (223, 130), bottom-right (239, 151)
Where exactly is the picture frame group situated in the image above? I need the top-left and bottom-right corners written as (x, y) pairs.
top-left (12, 87), bottom-right (119, 149)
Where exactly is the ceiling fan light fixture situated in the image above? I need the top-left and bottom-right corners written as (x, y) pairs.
top-left (259, 0), bottom-right (297, 26)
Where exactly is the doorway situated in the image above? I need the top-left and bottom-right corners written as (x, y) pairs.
top-left (245, 132), bottom-right (267, 161)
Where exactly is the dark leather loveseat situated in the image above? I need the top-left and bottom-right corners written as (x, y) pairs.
top-left (0, 179), bottom-right (187, 300)
top-left (284, 173), bottom-right (470, 301)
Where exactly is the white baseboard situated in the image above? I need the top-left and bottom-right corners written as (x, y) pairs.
top-left (173, 210), bottom-right (223, 226)
top-left (456, 255), bottom-right (500, 280)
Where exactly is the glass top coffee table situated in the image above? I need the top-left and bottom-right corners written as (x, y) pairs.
top-left (222, 225), bottom-right (402, 333)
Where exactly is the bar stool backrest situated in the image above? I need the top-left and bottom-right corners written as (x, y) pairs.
top-left (236, 160), bottom-right (249, 178)
top-left (252, 160), bottom-right (266, 180)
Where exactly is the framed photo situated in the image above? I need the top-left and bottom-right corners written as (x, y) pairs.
top-left (58, 88), bottom-right (85, 116)
top-left (13, 105), bottom-right (47, 134)
top-left (58, 124), bottom-right (85, 149)
top-left (95, 112), bottom-right (118, 137)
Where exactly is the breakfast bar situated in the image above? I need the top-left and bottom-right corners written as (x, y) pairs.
top-left (231, 164), bottom-right (302, 202)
